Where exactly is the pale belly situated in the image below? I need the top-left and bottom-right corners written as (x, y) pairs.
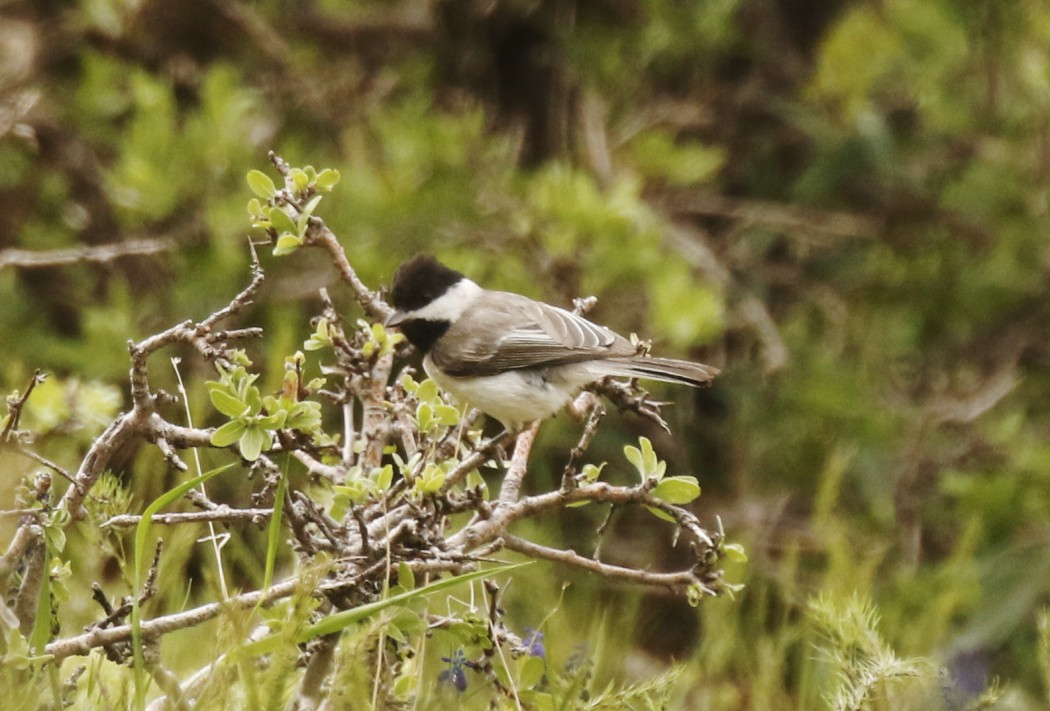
top-left (423, 357), bottom-right (595, 429)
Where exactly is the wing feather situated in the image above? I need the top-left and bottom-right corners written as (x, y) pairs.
top-left (432, 292), bottom-right (634, 376)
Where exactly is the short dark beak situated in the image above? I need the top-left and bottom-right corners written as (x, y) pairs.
top-left (384, 310), bottom-right (407, 328)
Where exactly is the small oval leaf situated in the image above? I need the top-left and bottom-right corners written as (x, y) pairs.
top-left (651, 476), bottom-right (701, 504)
top-left (645, 505), bottom-right (678, 523)
top-left (210, 419), bottom-right (246, 447)
top-left (315, 168), bottom-right (341, 190)
top-left (209, 388), bottom-right (248, 418)
top-left (247, 170), bottom-right (277, 199)
top-left (273, 235), bottom-right (302, 256)
top-left (239, 426), bottom-right (268, 461)
top-left (268, 207), bottom-right (298, 236)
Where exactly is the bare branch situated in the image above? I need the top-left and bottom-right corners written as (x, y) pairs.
top-left (102, 508), bottom-right (273, 529)
top-left (502, 535), bottom-right (705, 593)
top-left (658, 190), bottom-right (882, 243)
top-left (1, 370), bottom-right (46, 440)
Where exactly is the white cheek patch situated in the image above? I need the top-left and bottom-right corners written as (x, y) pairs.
top-left (411, 279), bottom-right (483, 322)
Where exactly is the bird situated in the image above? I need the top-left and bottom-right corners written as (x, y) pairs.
top-left (385, 255), bottom-right (719, 430)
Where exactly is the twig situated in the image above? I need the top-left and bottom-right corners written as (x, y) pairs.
top-left (561, 401), bottom-right (606, 491)
top-left (502, 535), bottom-right (712, 594)
top-left (14, 447), bottom-right (77, 486)
top-left (46, 577), bottom-right (301, 663)
top-left (441, 431), bottom-right (514, 491)
top-left (1, 370), bottom-right (46, 440)
top-left (448, 480), bottom-right (715, 551)
top-left (101, 508), bottom-right (273, 529)
top-left (589, 378), bottom-right (671, 433)
top-left (46, 557), bottom-right (473, 664)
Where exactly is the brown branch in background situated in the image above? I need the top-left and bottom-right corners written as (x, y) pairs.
top-left (659, 191), bottom-right (882, 243)
top-left (13, 447), bottom-right (76, 486)
top-left (0, 238), bottom-right (174, 272)
top-left (663, 220), bottom-right (788, 375)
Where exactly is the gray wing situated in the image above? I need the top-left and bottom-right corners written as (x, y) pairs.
top-left (432, 291), bottom-right (635, 376)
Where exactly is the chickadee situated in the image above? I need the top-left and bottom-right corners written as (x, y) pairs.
top-left (385, 255), bottom-right (719, 430)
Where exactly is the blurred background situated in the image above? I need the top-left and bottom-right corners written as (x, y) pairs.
top-left (2, 0), bottom-right (1050, 707)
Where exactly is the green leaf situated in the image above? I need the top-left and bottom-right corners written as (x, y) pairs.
top-left (246, 170), bottom-right (277, 199)
top-left (209, 388), bottom-right (248, 418)
top-left (263, 469), bottom-right (287, 591)
top-left (258, 411), bottom-right (287, 430)
top-left (581, 463), bottom-right (605, 482)
top-left (297, 194), bottom-right (323, 232)
top-left (315, 168), bottom-right (340, 190)
top-left (239, 426), bottom-right (269, 461)
top-left (519, 655), bottom-right (546, 689)
top-left (397, 561), bottom-right (415, 591)
top-left (651, 475), bottom-right (701, 504)
top-left (290, 168), bottom-right (310, 192)
top-left (416, 379), bottom-right (439, 404)
top-left (268, 207), bottom-right (298, 236)
top-left (247, 198), bottom-right (266, 219)
top-left (211, 419), bottom-right (247, 447)
top-left (624, 444), bottom-right (643, 477)
top-left (645, 505), bottom-right (678, 523)
top-left (640, 437), bottom-right (659, 477)
top-left (434, 404), bottom-right (461, 426)
top-left (416, 403), bottom-right (433, 432)
top-left (373, 464), bottom-right (394, 491)
top-left (399, 373), bottom-right (419, 394)
top-left (273, 235), bottom-right (302, 256)
top-left (626, 437), bottom-right (666, 480)
top-left (722, 542), bottom-right (748, 563)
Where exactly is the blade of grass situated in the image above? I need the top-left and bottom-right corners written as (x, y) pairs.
top-left (262, 461), bottom-right (288, 592)
top-left (132, 462), bottom-right (236, 710)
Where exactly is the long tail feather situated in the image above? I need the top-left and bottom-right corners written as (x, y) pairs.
top-left (599, 356), bottom-right (719, 387)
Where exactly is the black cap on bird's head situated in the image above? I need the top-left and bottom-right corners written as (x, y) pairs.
top-left (385, 256), bottom-right (468, 353)
top-left (390, 255), bottom-right (465, 313)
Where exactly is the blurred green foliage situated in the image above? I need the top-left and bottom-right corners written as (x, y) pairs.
top-left (3, 0), bottom-right (1050, 707)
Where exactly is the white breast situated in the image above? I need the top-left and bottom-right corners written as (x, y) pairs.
top-left (423, 357), bottom-right (598, 429)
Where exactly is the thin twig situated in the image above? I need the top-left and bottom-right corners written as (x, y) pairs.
top-left (1, 370), bottom-right (46, 440)
top-left (502, 535), bottom-right (711, 594)
top-left (101, 508), bottom-right (273, 529)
